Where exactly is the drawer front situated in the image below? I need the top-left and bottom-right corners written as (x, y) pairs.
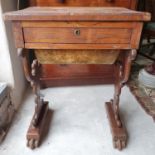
top-left (19, 22), bottom-right (143, 49)
top-left (24, 27), bottom-right (131, 44)
top-left (33, 0), bottom-right (132, 8)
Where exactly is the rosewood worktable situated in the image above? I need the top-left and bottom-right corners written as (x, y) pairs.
top-left (4, 7), bottom-right (150, 150)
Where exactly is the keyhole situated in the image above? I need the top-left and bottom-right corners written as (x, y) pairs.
top-left (74, 29), bottom-right (81, 36)
top-left (58, 0), bottom-right (65, 3)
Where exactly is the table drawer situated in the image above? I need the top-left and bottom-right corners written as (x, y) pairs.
top-left (23, 27), bottom-right (131, 44)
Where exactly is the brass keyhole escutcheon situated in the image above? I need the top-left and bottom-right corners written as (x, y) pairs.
top-left (74, 29), bottom-right (81, 36)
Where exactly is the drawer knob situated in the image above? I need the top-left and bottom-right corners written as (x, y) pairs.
top-left (74, 29), bottom-right (81, 36)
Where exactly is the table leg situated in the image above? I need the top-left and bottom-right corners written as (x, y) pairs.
top-left (26, 100), bottom-right (49, 149)
top-left (19, 49), bottom-right (49, 149)
top-left (105, 50), bottom-right (137, 150)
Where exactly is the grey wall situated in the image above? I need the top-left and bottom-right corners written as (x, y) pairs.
top-left (0, 0), bottom-right (26, 109)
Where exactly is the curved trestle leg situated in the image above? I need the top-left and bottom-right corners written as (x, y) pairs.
top-left (105, 49), bottom-right (137, 150)
top-left (19, 49), bottom-right (49, 149)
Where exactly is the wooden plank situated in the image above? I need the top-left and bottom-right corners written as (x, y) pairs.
top-left (4, 7), bottom-right (151, 21)
top-left (22, 21), bottom-right (137, 28)
top-left (39, 64), bottom-right (115, 87)
top-left (25, 43), bottom-right (131, 50)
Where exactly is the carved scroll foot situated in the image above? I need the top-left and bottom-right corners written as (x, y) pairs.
top-left (113, 138), bottom-right (126, 150)
top-left (105, 101), bottom-right (127, 150)
top-left (26, 101), bottom-right (49, 149)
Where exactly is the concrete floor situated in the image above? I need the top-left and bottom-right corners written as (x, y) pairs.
top-left (0, 85), bottom-right (155, 155)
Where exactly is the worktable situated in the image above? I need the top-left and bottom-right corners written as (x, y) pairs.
top-left (4, 7), bottom-right (150, 150)
top-left (28, 0), bottom-right (139, 87)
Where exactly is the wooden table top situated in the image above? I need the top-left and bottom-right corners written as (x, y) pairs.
top-left (4, 7), bottom-right (151, 21)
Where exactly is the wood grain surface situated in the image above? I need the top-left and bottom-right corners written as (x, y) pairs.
top-left (4, 7), bottom-right (151, 21)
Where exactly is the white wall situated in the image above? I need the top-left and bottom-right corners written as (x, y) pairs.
top-left (0, 0), bottom-right (26, 109)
